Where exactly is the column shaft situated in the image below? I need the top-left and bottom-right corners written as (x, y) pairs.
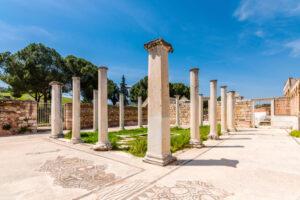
top-left (50, 82), bottom-right (63, 138)
top-left (189, 68), bottom-right (203, 147)
top-left (93, 90), bottom-right (98, 131)
top-left (138, 96), bottom-right (143, 127)
top-left (119, 93), bottom-right (125, 130)
top-left (208, 80), bottom-right (218, 139)
top-left (221, 86), bottom-right (228, 134)
top-left (227, 91), bottom-right (236, 132)
top-left (71, 77), bottom-right (82, 143)
top-left (175, 95), bottom-right (180, 127)
top-left (93, 67), bottom-right (112, 150)
top-left (143, 38), bottom-right (176, 166)
top-left (199, 94), bottom-right (203, 126)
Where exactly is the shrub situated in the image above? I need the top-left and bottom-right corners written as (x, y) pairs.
top-left (18, 126), bottom-right (32, 134)
top-left (128, 137), bottom-right (147, 157)
top-left (290, 130), bottom-right (300, 138)
top-left (2, 124), bottom-right (12, 130)
top-left (171, 132), bottom-right (190, 152)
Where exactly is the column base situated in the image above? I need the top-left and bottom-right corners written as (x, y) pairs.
top-left (93, 141), bottom-right (112, 151)
top-left (208, 132), bottom-right (219, 140)
top-left (228, 128), bottom-right (237, 132)
top-left (119, 127), bottom-right (125, 131)
top-left (221, 130), bottom-right (229, 135)
top-left (71, 137), bottom-right (83, 144)
top-left (143, 152), bottom-right (176, 166)
top-left (189, 139), bottom-right (204, 148)
top-left (49, 133), bottom-right (64, 139)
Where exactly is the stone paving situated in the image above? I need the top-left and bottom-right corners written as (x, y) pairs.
top-left (0, 128), bottom-right (300, 200)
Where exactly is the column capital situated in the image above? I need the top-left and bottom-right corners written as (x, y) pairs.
top-left (144, 38), bottom-right (173, 53)
top-left (210, 79), bottom-right (217, 83)
top-left (49, 81), bottom-right (64, 86)
top-left (174, 95), bottom-right (180, 99)
top-left (199, 94), bottom-right (203, 97)
top-left (98, 66), bottom-right (108, 71)
top-left (72, 77), bottom-right (80, 80)
top-left (221, 86), bottom-right (227, 88)
top-left (190, 68), bottom-right (199, 72)
top-left (228, 90), bottom-right (236, 94)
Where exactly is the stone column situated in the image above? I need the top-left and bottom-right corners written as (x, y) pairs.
top-left (175, 95), bottom-right (180, 127)
top-left (271, 99), bottom-right (275, 127)
top-left (143, 38), bottom-right (176, 166)
top-left (93, 67), bottom-right (112, 151)
top-left (93, 90), bottom-right (98, 131)
top-left (50, 81), bottom-right (63, 138)
top-left (208, 80), bottom-right (219, 139)
top-left (199, 94), bottom-right (204, 126)
top-left (119, 93), bottom-right (125, 130)
top-left (138, 96), bottom-right (143, 127)
top-left (189, 68), bottom-right (203, 147)
top-left (251, 101), bottom-right (255, 128)
top-left (221, 86), bottom-right (228, 134)
top-left (71, 77), bottom-right (82, 144)
top-left (227, 91), bottom-right (236, 132)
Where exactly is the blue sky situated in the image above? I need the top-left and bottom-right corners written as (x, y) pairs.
top-left (0, 0), bottom-right (300, 98)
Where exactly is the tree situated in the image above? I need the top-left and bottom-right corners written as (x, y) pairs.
top-left (169, 83), bottom-right (190, 99)
top-left (0, 43), bottom-right (65, 103)
top-left (130, 76), bottom-right (148, 103)
top-left (0, 87), bottom-right (9, 93)
top-left (119, 75), bottom-right (129, 105)
top-left (63, 55), bottom-right (119, 103)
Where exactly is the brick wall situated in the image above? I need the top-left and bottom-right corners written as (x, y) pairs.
top-left (235, 100), bottom-right (252, 128)
top-left (64, 103), bottom-right (148, 129)
top-left (255, 106), bottom-right (271, 115)
top-left (274, 97), bottom-right (290, 116)
top-left (0, 100), bottom-right (37, 135)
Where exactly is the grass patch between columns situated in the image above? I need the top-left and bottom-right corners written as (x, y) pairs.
top-left (290, 130), bottom-right (300, 138)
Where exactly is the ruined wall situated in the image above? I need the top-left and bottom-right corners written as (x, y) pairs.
top-left (0, 100), bottom-right (37, 136)
top-left (274, 97), bottom-right (290, 116)
top-left (255, 106), bottom-right (271, 115)
top-left (169, 99), bottom-right (190, 126)
top-left (235, 100), bottom-right (252, 128)
top-left (290, 88), bottom-right (299, 116)
top-left (64, 103), bottom-right (148, 129)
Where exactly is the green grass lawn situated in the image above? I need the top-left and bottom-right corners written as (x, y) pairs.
top-left (65, 125), bottom-right (221, 157)
top-left (0, 92), bottom-right (72, 104)
top-left (290, 130), bottom-right (300, 138)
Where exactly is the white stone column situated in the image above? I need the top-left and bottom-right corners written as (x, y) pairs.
top-left (227, 91), bottom-right (236, 132)
top-left (119, 93), bottom-right (125, 130)
top-left (251, 101), bottom-right (255, 128)
top-left (93, 90), bottom-right (98, 131)
top-left (199, 94), bottom-right (204, 126)
top-left (138, 96), bottom-right (143, 127)
top-left (175, 95), bottom-right (180, 127)
top-left (221, 86), bottom-right (228, 134)
top-left (271, 99), bottom-right (275, 127)
top-left (93, 67), bottom-right (112, 151)
top-left (50, 81), bottom-right (63, 138)
top-left (143, 38), bottom-right (176, 166)
top-left (71, 77), bottom-right (82, 144)
top-left (189, 68), bottom-right (203, 147)
top-left (208, 80), bottom-right (219, 139)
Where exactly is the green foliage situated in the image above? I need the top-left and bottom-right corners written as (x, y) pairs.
top-left (2, 124), bottom-right (11, 130)
top-left (0, 87), bottom-right (8, 92)
top-left (0, 43), bottom-right (66, 103)
top-left (170, 131), bottom-right (190, 152)
top-left (108, 79), bottom-right (119, 105)
top-left (128, 137), bottom-right (147, 157)
top-left (290, 130), bottom-right (300, 138)
top-left (130, 76), bottom-right (148, 103)
top-left (17, 126), bottom-right (32, 134)
top-left (119, 75), bottom-right (129, 105)
top-left (169, 83), bottom-right (190, 99)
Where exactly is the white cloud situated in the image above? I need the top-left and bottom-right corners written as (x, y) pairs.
top-left (0, 20), bottom-right (53, 42)
top-left (234, 0), bottom-right (300, 22)
top-left (285, 39), bottom-right (300, 57)
top-left (255, 30), bottom-right (264, 38)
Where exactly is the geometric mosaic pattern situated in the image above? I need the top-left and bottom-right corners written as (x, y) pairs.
top-left (39, 156), bottom-right (118, 190)
top-left (132, 181), bottom-right (233, 200)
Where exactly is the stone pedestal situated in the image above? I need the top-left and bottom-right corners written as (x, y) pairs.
top-left (189, 68), bottom-right (203, 148)
top-left (175, 95), bottom-right (180, 127)
top-left (50, 81), bottom-right (64, 138)
top-left (208, 80), bottom-right (219, 140)
top-left (93, 90), bottom-right (98, 131)
top-left (143, 38), bottom-right (176, 166)
top-left (227, 91), bottom-right (236, 132)
top-left (138, 96), bottom-right (143, 127)
top-left (93, 67), bottom-right (112, 151)
top-left (71, 77), bottom-right (83, 144)
top-left (199, 94), bottom-right (204, 126)
top-left (119, 93), bottom-right (125, 130)
top-left (221, 86), bottom-right (228, 135)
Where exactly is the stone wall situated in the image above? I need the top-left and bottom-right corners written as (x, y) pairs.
top-left (169, 99), bottom-right (190, 126)
top-left (235, 100), bottom-right (252, 128)
top-left (255, 106), bottom-right (271, 115)
top-left (274, 97), bottom-right (290, 116)
top-left (64, 103), bottom-right (148, 129)
top-left (0, 100), bottom-right (37, 136)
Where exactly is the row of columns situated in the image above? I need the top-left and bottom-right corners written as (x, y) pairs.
top-left (50, 38), bottom-right (237, 167)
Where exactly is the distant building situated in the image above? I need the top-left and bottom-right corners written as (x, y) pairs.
top-left (283, 77), bottom-right (300, 115)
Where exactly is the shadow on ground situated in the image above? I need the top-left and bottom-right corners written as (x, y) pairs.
top-left (173, 158), bottom-right (239, 168)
